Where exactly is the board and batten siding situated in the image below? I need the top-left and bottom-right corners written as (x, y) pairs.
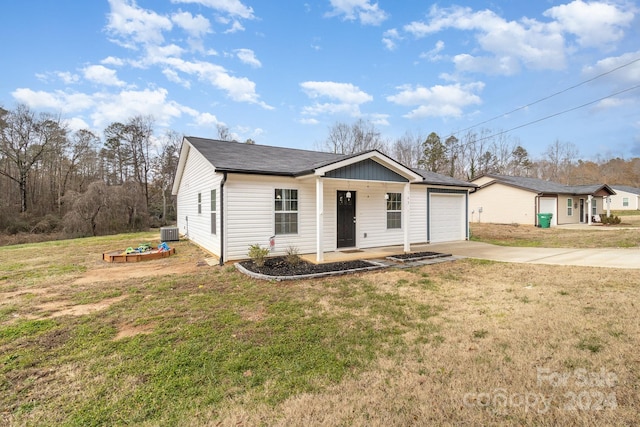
top-left (175, 147), bottom-right (221, 256)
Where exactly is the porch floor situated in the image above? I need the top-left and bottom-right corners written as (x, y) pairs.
top-left (300, 243), bottom-right (434, 264)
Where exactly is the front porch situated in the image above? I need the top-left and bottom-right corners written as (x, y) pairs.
top-left (300, 243), bottom-right (436, 264)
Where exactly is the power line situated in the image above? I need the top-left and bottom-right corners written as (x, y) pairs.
top-left (468, 83), bottom-right (640, 145)
top-left (452, 56), bottom-right (640, 136)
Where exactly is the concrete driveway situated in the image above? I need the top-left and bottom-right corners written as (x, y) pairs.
top-left (427, 240), bottom-right (640, 269)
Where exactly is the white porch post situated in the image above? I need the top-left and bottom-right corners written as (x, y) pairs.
top-left (316, 177), bottom-right (324, 263)
top-left (403, 182), bottom-right (411, 253)
top-left (606, 196), bottom-right (611, 217)
top-left (587, 196), bottom-right (592, 225)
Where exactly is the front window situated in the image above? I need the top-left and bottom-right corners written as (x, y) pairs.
top-left (386, 193), bottom-right (402, 229)
top-left (592, 199), bottom-right (597, 215)
top-left (275, 189), bottom-right (298, 234)
top-left (623, 197), bottom-right (629, 207)
top-left (567, 198), bottom-right (573, 216)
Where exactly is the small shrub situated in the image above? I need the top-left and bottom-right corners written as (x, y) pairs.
top-left (285, 246), bottom-right (301, 266)
top-left (600, 214), bottom-right (621, 225)
top-left (248, 243), bottom-right (270, 267)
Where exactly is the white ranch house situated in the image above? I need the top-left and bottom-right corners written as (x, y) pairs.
top-left (610, 186), bottom-right (640, 210)
top-left (172, 137), bottom-right (476, 264)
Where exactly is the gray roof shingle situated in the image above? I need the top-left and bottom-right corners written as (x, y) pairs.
top-left (185, 137), bottom-right (476, 188)
top-left (481, 174), bottom-right (614, 195)
top-left (186, 136), bottom-right (349, 176)
top-left (612, 185), bottom-right (640, 195)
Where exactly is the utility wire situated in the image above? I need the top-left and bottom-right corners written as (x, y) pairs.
top-left (466, 83), bottom-right (640, 145)
top-left (452, 56), bottom-right (640, 136)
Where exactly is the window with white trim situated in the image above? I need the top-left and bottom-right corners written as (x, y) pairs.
top-left (386, 193), bottom-right (402, 229)
top-left (198, 192), bottom-right (202, 214)
top-left (623, 197), bottom-right (629, 207)
top-left (275, 189), bottom-right (298, 235)
top-left (210, 189), bottom-right (216, 234)
top-left (567, 198), bottom-right (573, 216)
top-left (592, 199), bottom-right (597, 215)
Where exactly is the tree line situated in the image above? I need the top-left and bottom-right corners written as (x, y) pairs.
top-left (1, 106), bottom-right (639, 241)
top-left (0, 105), bottom-right (180, 238)
top-left (319, 119), bottom-right (640, 187)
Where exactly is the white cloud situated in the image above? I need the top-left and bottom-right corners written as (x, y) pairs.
top-left (300, 81), bottom-right (373, 104)
top-left (300, 81), bottom-right (373, 118)
top-left (193, 111), bottom-right (220, 126)
top-left (171, 0), bottom-right (255, 19)
top-left (224, 20), bottom-right (245, 33)
top-left (64, 117), bottom-right (91, 132)
top-left (162, 57), bottom-right (272, 108)
top-left (106, 0), bottom-right (173, 48)
top-left (101, 56), bottom-right (125, 66)
top-left (582, 50), bottom-right (640, 85)
top-left (386, 82), bottom-right (484, 119)
top-left (83, 65), bottom-right (126, 87)
top-left (326, 0), bottom-right (388, 25)
top-left (171, 11), bottom-right (212, 38)
top-left (382, 28), bottom-right (400, 51)
top-left (544, 0), bottom-right (635, 49)
top-left (235, 48), bottom-right (262, 68)
top-left (12, 88), bottom-right (94, 113)
top-left (420, 40), bottom-right (445, 62)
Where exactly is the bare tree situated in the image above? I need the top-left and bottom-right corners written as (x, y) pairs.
top-left (0, 105), bottom-right (66, 213)
top-left (320, 119), bottom-right (386, 154)
top-left (390, 131), bottom-right (423, 168)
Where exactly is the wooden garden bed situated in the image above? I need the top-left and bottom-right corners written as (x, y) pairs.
top-left (102, 248), bottom-right (175, 263)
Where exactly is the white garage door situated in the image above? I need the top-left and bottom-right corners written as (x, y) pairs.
top-left (430, 194), bottom-right (466, 243)
top-left (539, 197), bottom-right (557, 226)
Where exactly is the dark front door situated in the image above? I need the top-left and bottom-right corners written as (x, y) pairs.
top-left (337, 190), bottom-right (356, 248)
top-left (579, 199), bottom-right (585, 222)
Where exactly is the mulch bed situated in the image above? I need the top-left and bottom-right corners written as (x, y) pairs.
top-left (386, 251), bottom-right (451, 262)
top-left (239, 256), bottom-right (376, 277)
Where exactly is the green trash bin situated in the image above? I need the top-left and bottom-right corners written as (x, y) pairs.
top-left (537, 213), bottom-right (552, 228)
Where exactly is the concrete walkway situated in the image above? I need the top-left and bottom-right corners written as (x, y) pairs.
top-left (426, 240), bottom-right (640, 269)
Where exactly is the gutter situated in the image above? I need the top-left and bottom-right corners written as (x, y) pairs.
top-left (219, 172), bottom-right (227, 266)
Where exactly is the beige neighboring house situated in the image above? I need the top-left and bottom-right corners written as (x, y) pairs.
top-left (610, 186), bottom-right (640, 210)
top-left (469, 174), bottom-right (616, 227)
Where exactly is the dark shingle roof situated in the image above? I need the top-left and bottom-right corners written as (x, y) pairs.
top-left (412, 168), bottom-right (477, 188)
top-left (612, 185), bottom-right (640, 195)
top-left (186, 136), bottom-right (349, 176)
top-left (481, 174), bottom-right (614, 195)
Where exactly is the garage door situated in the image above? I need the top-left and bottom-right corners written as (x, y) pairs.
top-left (430, 194), bottom-right (466, 243)
top-left (539, 197), bottom-right (557, 226)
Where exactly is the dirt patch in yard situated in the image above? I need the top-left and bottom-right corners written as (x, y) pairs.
top-left (73, 259), bottom-right (204, 285)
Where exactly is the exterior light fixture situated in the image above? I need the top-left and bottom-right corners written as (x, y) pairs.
top-left (346, 191), bottom-right (351, 199)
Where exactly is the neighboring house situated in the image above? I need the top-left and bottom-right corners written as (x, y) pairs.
top-left (469, 174), bottom-right (616, 226)
top-left (610, 186), bottom-right (640, 210)
top-left (171, 137), bottom-right (476, 263)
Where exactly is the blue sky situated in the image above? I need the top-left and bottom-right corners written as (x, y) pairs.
top-left (1, 0), bottom-right (639, 159)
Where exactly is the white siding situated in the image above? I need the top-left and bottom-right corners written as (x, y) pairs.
top-left (175, 148), bottom-right (221, 256)
top-left (320, 180), bottom-right (408, 251)
top-left (409, 186), bottom-right (427, 244)
top-left (224, 174), bottom-right (317, 261)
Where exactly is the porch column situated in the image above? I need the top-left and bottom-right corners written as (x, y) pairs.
top-left (403, 182), bottom-right (410, 253)
top-left (606, 196), bottom-right (611, 217)
top-left (316, 176), bottom-right (324, 263)
top-left (587, 196), bottom-right (592, 225)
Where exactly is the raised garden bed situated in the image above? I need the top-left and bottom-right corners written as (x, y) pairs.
top-left (103, 247), bottom-right (175, 263)
top-left (386, 251), bottom-right (451, 263)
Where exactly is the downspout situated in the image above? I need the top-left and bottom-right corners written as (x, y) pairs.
top-left (219, 172), bottom-right (227, 266)
top-left (535, 195), bottom-right (540, 227)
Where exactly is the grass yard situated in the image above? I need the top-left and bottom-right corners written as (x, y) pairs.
top-left (470, 220), bottom-right (640, 248)
top-left (1, 232), bottom-right (639, 425)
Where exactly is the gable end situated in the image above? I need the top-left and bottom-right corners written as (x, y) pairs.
top-left (324, 158), bottom-right (408, 182)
